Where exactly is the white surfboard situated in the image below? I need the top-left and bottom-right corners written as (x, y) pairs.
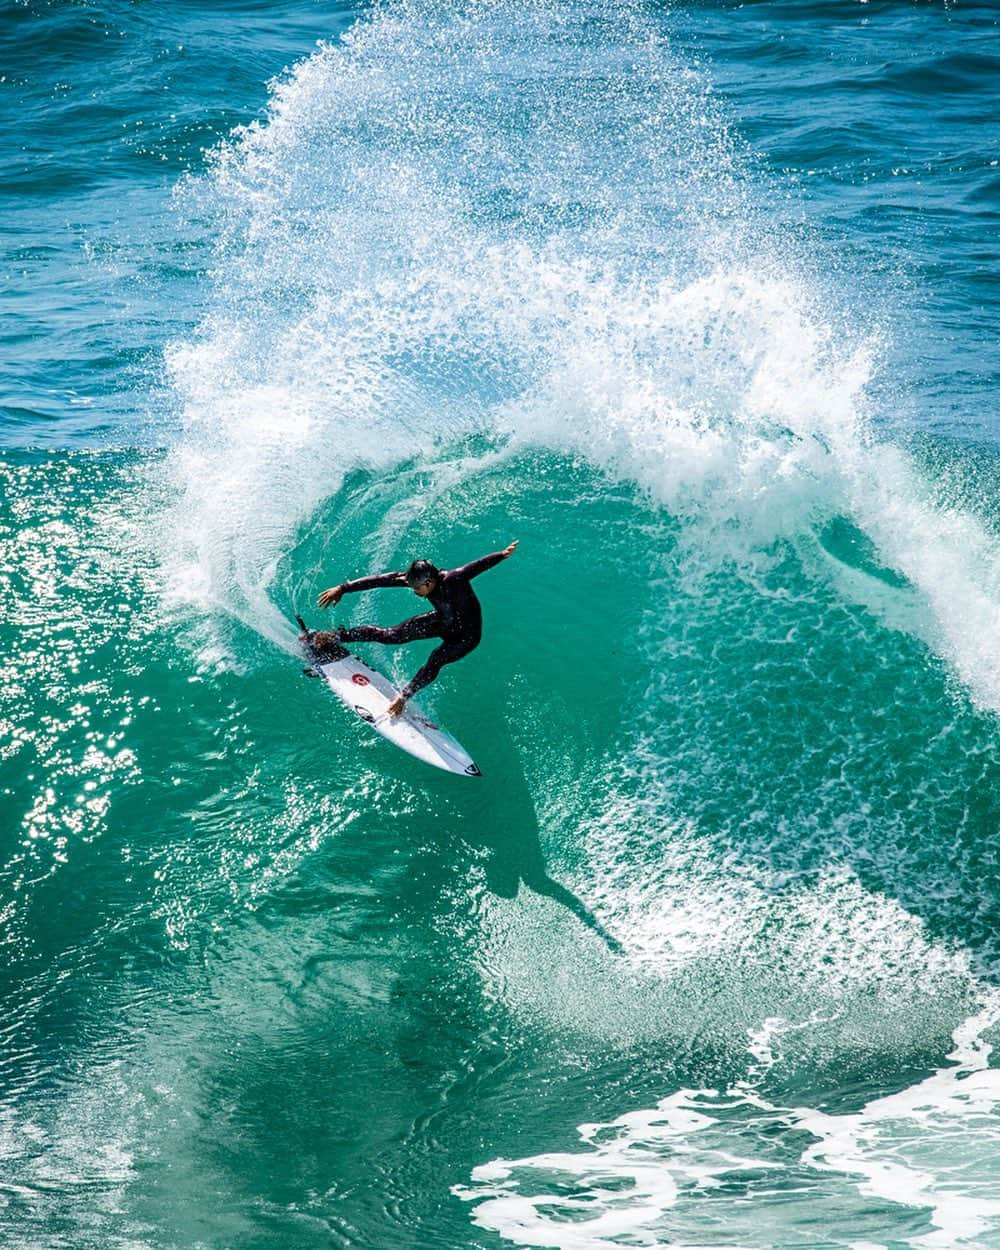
top-left (298, 621), bottom-right (481, 777)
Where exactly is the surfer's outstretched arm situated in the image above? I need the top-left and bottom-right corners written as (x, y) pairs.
top-left (318, 571), bottom-right (407, 608)
top-left (453, 540), bottom-right (518, 580)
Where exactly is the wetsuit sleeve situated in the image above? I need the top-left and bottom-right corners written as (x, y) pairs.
top-left (450, 550), bottom-right (506, 580)
top-left (341, 571), bottom-right (408, 593)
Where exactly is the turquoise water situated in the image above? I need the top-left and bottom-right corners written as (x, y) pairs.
top-left (2, 2), bottom-right (999, 1247)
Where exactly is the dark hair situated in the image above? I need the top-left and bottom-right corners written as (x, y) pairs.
top-left (406, 559), bottom-right (439, 588)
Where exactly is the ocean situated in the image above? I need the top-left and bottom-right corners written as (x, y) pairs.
top-left (2, 1), bottom-right (999, 1246)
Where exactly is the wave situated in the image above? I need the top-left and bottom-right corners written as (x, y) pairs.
top-left (151, 0), bottom-right (1000, 1055)
top-left (157, 0), bottom-right (1000, 714)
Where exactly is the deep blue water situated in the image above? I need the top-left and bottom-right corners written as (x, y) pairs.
top-left (4, 2), bottom-right (998, 447)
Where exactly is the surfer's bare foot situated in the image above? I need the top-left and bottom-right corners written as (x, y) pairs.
top-left (387, 695), bottom-right (406, 718)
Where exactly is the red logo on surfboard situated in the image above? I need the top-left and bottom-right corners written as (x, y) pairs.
top-left (352, 673), bottom-right (370, 686)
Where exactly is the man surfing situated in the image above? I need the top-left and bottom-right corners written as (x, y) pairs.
top-left (310, 541), bottom-right (518, 718)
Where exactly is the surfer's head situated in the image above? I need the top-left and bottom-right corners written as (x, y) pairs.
top-left (406, 559), bottom-right (439, 596)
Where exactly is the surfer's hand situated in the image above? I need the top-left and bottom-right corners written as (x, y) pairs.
top-left (318, 584), bottom-right (344, 609)
top-left (502, 540), bottom-right (519, 558)
top-left (387, 694), bottom-right (406, 718)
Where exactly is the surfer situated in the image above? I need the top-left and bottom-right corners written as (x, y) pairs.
top-left (312, 541), bottom-right (518, 717)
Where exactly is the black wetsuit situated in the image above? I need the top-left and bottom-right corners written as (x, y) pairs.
top-left (337, 550), bottom-right (506, 699)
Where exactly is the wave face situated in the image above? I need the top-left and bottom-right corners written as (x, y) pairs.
top-left (1, 1), bottom-right (999, 1248)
